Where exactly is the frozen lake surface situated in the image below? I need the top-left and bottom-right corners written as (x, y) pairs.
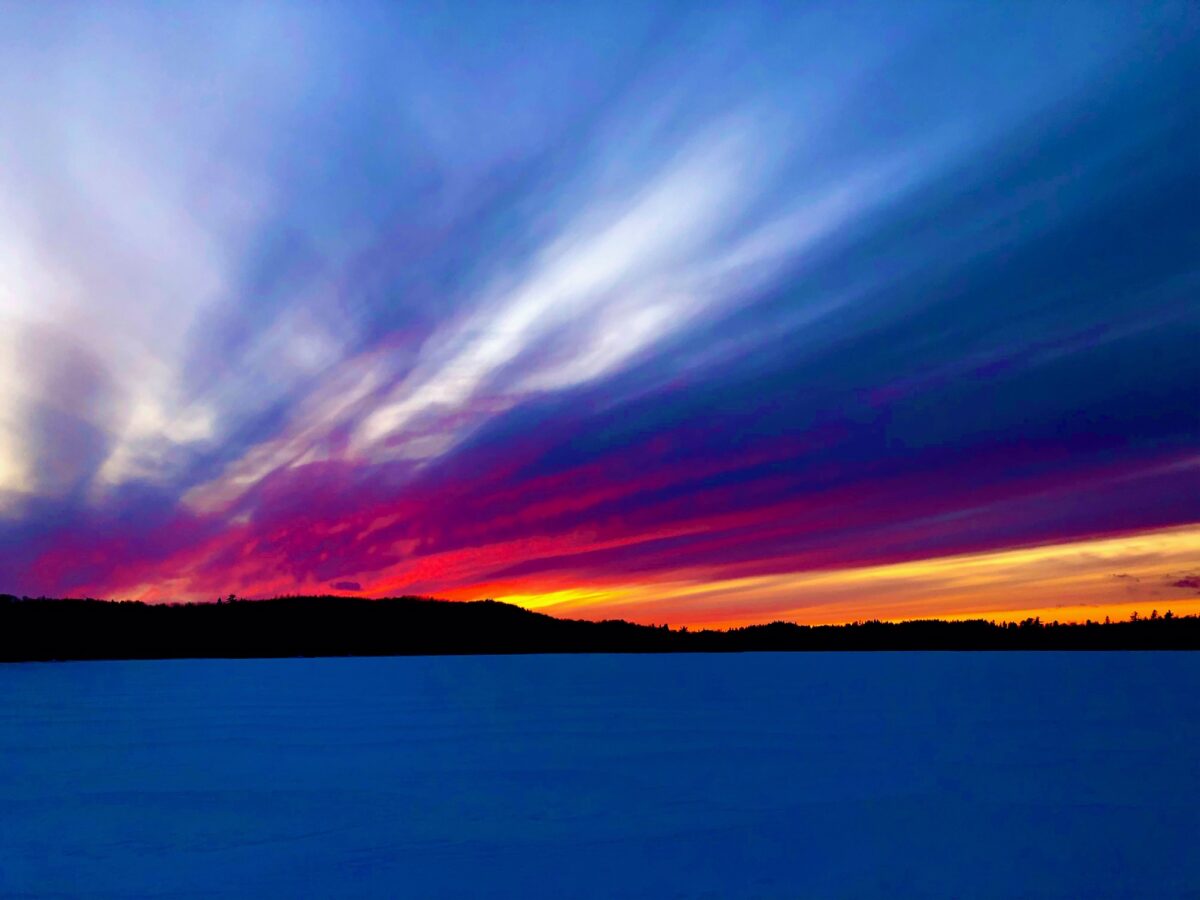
top-left (1, 653), bottom-right (1197, 898)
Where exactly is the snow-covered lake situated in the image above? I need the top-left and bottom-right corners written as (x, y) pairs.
top-left (1, 653), bottom-right (1197, 898)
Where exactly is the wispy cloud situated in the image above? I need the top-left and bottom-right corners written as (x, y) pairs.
top-left (1, 2), bottom-right (1197, 625)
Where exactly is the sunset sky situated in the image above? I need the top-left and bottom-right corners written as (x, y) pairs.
top-left (1, 2), bottom-right (1198, 626)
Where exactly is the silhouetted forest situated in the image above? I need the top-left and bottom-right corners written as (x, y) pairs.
top-left (2, 594), bottom-right (1198, 661)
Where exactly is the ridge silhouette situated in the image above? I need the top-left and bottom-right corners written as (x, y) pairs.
top-left (2, 594), bottom-right (1198, 661)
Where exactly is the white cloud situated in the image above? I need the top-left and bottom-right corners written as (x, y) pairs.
top-left (352, 123), bottom-right (759, 453)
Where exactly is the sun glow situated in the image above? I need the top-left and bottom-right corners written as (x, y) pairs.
top-left (480, 525), bottom-right (1200, 628)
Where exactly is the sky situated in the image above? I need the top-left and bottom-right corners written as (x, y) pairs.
top-left (1, 1), bottom-right (1198, 627)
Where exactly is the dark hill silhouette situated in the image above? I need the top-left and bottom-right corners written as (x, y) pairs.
top-left (1, 594), bottom-right (1198, 661)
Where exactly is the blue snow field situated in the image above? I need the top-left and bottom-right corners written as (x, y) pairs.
top-left (1, 653), bottom-right (1197, 897)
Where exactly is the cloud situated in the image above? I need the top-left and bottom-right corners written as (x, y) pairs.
top-left (0, 2), bottom-right (1197, 628)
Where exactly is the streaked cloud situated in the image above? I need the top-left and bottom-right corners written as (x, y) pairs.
top-left (1, 1), bottom-right (1197, 625)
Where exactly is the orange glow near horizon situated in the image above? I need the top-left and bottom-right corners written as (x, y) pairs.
top-left (99, 521), bottom-right (1200, 631)
top-left (459, 524), bottom-right (1200, 628)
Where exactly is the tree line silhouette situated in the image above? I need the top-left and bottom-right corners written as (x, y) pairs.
top-left (1, 594), bottom-right (1197, 662)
